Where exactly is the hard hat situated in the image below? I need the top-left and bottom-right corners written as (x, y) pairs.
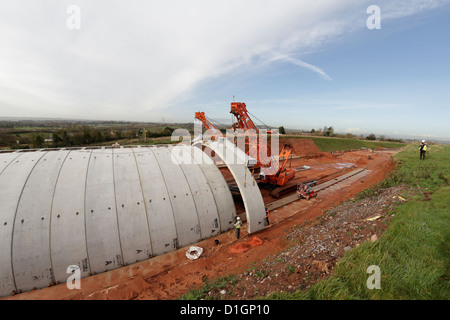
top-left (422, 140), bottom-right (425, 143)
top-left (236, 217), bottom-right (240, 220)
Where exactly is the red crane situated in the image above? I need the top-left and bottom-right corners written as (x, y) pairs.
top-left (194, 111), bottom-right (224, 140)
top-left (229, 102), bottom-right (295, 187)
top-left (195, 102), bottom-right (296, 189)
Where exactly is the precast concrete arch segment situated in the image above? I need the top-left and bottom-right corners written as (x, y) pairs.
top-left (202, 138), bottom-right (266, 234)
top-left (113, 147), bottom-right (153, 265)
top-left (0, 151), bottom-right (47, 296)
top-left (0, 146), bottom-right (237, 297)
top-left (84, 149), bottom-right (123, 274)
top-left (190, 145), bottom-right (236, 232)
top-left (12, 150), bottom-right (70, 293)
top-left (132, 147), bottom-right (178, 256)
top-left (50, 150), bottom-right (92, 285)
top-left (176, 146), bottom-right (221, 238)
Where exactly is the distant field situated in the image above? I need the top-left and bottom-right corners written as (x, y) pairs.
top-left (2, 120), bottom-right (408, 152)
top-left (94, 136), bottom-right (177, 147)
top-left (283, 135), bottom-right (407, 152)
top-left (0, 119), bottom-right (193, 150)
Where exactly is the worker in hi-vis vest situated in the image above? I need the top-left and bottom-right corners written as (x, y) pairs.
top-left (419, 140), bottom-right (428, 160)
top-left (234, 217), bottom-right (242, 239)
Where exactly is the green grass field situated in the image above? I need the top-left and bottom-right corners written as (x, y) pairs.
top-left (284, 135), bottom-right (407, 152)
top-left (267, 144), bottom-right (450, 300)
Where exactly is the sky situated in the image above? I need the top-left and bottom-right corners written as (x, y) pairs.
top-left (0, 1), bottom-right (449, 140)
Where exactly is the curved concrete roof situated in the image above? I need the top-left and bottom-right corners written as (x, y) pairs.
top-left (0, 145), bottom-right (241, 296)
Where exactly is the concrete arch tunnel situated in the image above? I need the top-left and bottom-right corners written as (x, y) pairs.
top-left (0, 142), bottom-right (265, 297)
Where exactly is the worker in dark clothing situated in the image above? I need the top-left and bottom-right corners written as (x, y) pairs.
top-left (265, 207), bottom-right (270, 226)
top-left (419, 140), bottom-right (428, 160)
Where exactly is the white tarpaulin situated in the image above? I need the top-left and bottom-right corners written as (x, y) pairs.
top-left (186, 246), bottom-right (203, 260)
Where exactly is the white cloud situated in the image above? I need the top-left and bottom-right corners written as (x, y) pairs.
top-left (0, 0), bottom-right (448, 120)
top-left (381, 0), bottom-right (450, 20)
top-left (268, 54), bottom-right (332, 81)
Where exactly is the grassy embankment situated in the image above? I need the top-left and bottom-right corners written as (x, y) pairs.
top-left (268, 143), bottom-right (450, 299)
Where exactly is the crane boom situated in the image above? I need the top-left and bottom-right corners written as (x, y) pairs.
top-left (194, 102), bottom-right (296, 188)
top-left (229, 102), bottom-right (295, 186)
top-left (230, 102), bottom-right (259, 133)
top-left (194, 112), bottom-right (224, 138)
top-left (230, 102), bottom-right (264, 167)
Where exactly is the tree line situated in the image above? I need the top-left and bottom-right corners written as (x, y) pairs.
top-left (0, 124), bottom-right (178, 149)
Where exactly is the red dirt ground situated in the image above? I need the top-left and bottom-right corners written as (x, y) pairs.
top-left (284, 137), bottom-right (323, 156)
top-left (3, 141), bottom-right (399, 300)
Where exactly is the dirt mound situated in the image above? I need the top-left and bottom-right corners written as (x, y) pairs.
top-left (229, 237), bottom-right (263, 254)
top-left (281, 138), bottom-right (322, 156)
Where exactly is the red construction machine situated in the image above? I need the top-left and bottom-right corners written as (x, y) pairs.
top-left (194, 111), bottom-right (224, 140)
top-left (195, 102), bottom-right (296, 196)
top-left (229, 102), bottom-right (295, 188)
top-left (297, 181), bottom-right (317, 200)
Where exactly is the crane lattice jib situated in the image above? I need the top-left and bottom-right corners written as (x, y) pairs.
top-left (230, 102), bottom-right (259, 134)
top-left (229, 102), bottom-right (262, 164)
top-left (194, 112), bottom-right (224, 137)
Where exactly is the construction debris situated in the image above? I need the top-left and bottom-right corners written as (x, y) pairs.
top-left (393, 195), bottom-right (406, 201)
top-left (186, 246), bottom-right (203, 260)
top-left (365, 215), bottom-right (383, 221)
